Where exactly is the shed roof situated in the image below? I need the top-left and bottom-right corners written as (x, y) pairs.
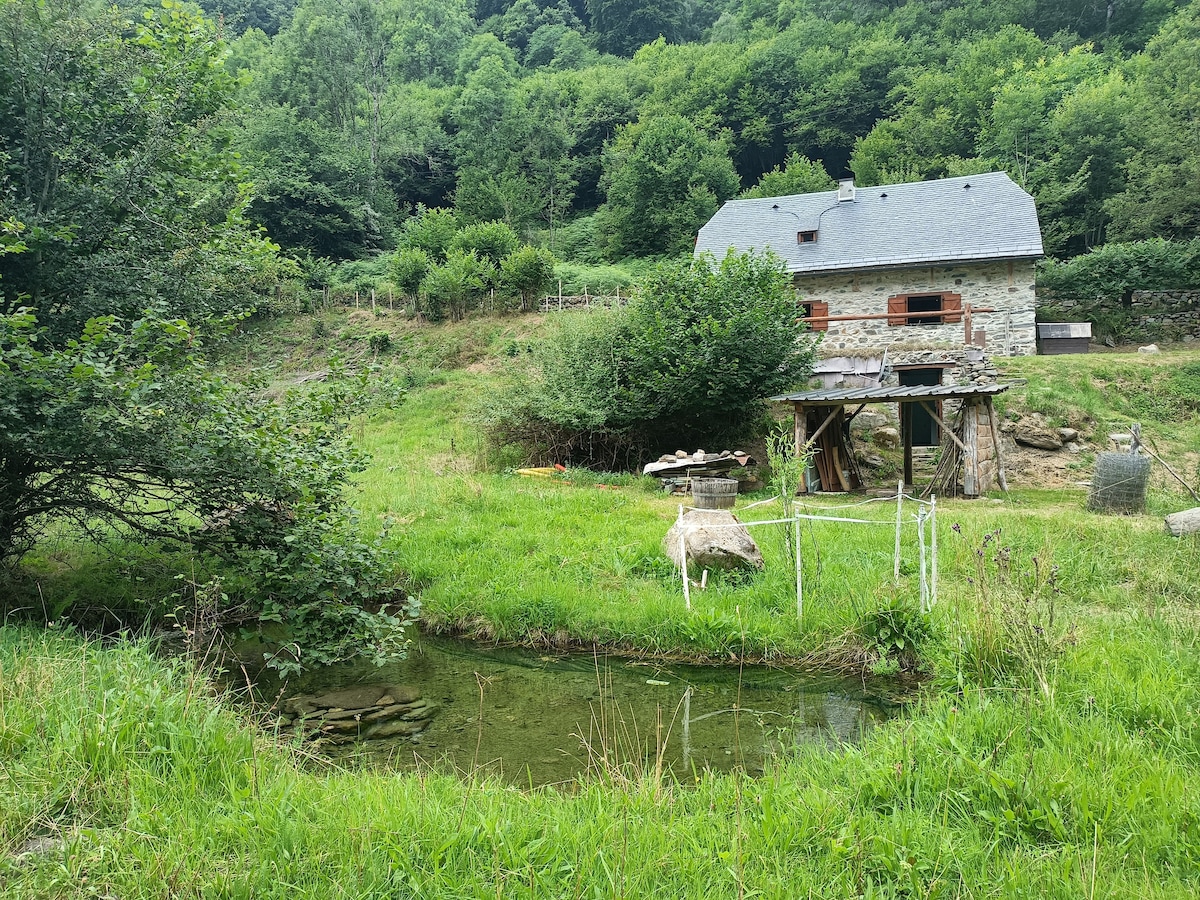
top-left (771, 383), bottom-right (1009, 406)
top-left (695, 172), bottom-right (1043, 275)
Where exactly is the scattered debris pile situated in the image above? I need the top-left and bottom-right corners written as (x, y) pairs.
top-left (642, 449), bottom-right (759, 494)
top-left (278, 684), bottom-right (437, 744)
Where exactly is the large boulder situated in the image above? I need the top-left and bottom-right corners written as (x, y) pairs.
top-left (849, 410), bottom-right (889, 433)
top-left (1013, 415), bottom-right (1064, 450)
top-left (663, 509), bottom-right (764, 572)
top-left (1165, 507), bottom-right (1200, 537)
top-left (873, 426), bottom-right (900, 450)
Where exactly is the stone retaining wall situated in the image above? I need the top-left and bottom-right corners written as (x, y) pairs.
top-left (1038, 289), bottom-right (1200, 343)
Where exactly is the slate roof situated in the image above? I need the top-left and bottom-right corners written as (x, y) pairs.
top-left (695, 172), bottom-right (1043, 275)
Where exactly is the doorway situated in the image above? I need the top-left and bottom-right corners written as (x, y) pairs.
top-left (899, 367), bottom-right (943, 447)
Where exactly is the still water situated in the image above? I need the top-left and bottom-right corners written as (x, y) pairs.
top-left (276, 635), bottom-right (904, 787)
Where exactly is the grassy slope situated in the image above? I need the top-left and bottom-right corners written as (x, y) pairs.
top-left (5, 312), bottom-right (1200, 897)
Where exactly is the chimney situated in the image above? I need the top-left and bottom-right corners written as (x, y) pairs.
top-left (837, 178), bottom-right (856, 202)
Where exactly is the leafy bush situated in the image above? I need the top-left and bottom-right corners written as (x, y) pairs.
top-left (500, 245), bottom-right (556, 310)
top-left (419, 250), bottom-right (493, 321)
top-left (484, 250), bottom-right (817, 467)
top-left (1037, 238), bottom-right (1200, 304)
top-left (450, 221), bottom-right (520, 265)
top-left (367, 330), bottom-right (392, 354)
top-left (554, 262), bottom-right (637, 296)
top-left (398, 206), bottom-right (460, 262)
top-left (551, 215), bottom-right (606, 264)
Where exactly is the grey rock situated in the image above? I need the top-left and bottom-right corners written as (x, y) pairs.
top-left (367, 719), bottom-right (428, 739)
top-left (849, 410), bottom-right (888, 432)
top-left (1057, 427), bottom-right (1079, 443)
top-left (872, 426), bottom-right (900, 450)
top-left (1138, 343), bottom-right (1161, 354)
top-left (663, 509), bottom-right (764, 572)
top-left (853, 448), bottom-right (887, 469)
top-left (1014, 417), bottom-right (1064, 450)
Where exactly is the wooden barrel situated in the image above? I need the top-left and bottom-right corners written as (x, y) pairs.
top-left (691, 477), bottom-right (738, 510)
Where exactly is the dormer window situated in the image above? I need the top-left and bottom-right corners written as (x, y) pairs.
top-left (797, 230), bottom-right (817, 244)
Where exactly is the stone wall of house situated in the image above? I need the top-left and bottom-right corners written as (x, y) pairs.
top-left (793, 259), bottom-right (1038, 356)
top-left (1037, 289), bottom-right (1200, 343)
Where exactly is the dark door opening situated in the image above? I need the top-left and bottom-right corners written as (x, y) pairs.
top-left (899, 367), bottom-right (943, 447)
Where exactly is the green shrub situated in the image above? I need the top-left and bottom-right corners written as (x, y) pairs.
top-left (450, 221), bottom-right (520, 265)
top-left (367, 330), bottom-right (392, 354)
top-left (554, 261), bottom-right (637, 296)
top-left (485, 250), bottom-right (817, 466)
top-left (1037, 238), bottom-right (1200, 304)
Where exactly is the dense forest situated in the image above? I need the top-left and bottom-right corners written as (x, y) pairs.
top-left (175, 0), bottom-right (1200, 271)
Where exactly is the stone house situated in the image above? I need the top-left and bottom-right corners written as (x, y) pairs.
top-left (695, 171), bottom-right (1043, 358)
top-left (695, 171), bottom-right (1043, 456)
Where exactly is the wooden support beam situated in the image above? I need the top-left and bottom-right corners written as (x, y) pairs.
top-left (962, 402), bottom-right (980, 497)
top-left (799, 306), bottom-right (996, 325)
top-left (917, 400), bottom-right (969, 455)
top-left (803, 405), bottom-right (842, 452)
top-left (843, 403), bottom-right (868, 427)
top-left (985, 396), bottom-right (1009, 493)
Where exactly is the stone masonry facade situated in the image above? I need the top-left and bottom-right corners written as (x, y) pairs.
top-left (792, 259), bottom-right (1038, 357)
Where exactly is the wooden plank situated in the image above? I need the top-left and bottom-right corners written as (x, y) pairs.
top-left (831, 443), bottom-right (851, 491)
top-left (794, 403), bottom-right (807, 493)
top-left (803, 405), bottom-right (842, 452)
top-left (962, 403), bottom-right (979, 497)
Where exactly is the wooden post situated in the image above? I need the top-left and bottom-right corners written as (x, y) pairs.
top-left (558, 279), bottom-right (563, 311)
top-left (355, 291), bottom-right (360, 309)
top-left (389, 287), bottom-right (394, 309)
top-left (371, 288), bottom-right (376, 314)
top-left (964, 303), bottom-right (973, 345)
top-left (794, 403), bottom-right (808, 493)
top-left (963, 401), bottom-right (979, 497)
top-left (985, 396), bottom-right (1009, 493)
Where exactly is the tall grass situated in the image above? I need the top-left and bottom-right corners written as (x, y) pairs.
top-left (2, 626), bottom-right (1199, 897)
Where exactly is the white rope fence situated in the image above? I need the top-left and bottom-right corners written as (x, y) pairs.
top-left (676, 480), bottom-right (939, 621)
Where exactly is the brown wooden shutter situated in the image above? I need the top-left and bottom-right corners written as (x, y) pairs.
top-left (808, 301), bottom-right (829, 331)
top-left (942, 293), bottom-right (963, 324)
top-left (887, 294), bottom-right (907, 326)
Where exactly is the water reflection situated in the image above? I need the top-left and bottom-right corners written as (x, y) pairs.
top-left (274, 635), bottom-right (904, 787)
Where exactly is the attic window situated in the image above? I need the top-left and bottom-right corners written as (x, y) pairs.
top-left (797, 230), bottom-right (817, 244)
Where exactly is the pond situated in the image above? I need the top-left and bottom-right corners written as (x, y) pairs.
top-left (266, 635), bottom-right (908, 788)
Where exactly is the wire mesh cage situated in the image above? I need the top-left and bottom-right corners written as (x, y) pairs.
top-left (1088, 452), bottom-right (1151, 514)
